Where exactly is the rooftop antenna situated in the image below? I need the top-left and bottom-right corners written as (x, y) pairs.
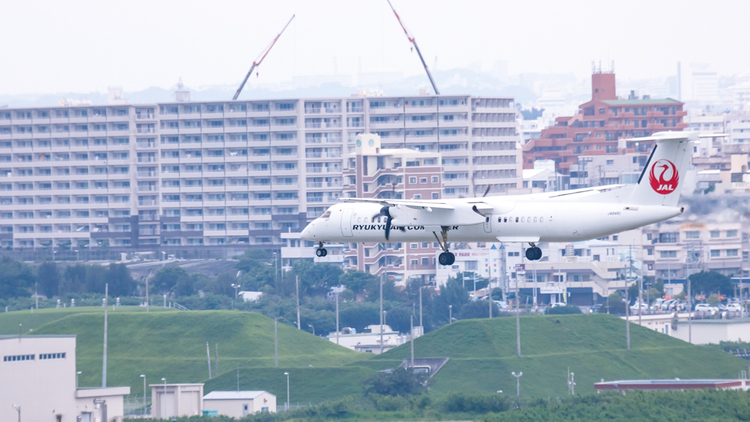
top-left (232, 14), bottom-right (295, 100)
top-left (386, 0), bottom-right (440, 95)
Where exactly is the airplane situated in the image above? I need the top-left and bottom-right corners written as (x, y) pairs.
top-left (301, 131), bottom-right (705, 266)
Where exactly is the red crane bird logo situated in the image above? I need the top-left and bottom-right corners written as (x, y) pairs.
top-left (649, 159), bottom-right (679, 195)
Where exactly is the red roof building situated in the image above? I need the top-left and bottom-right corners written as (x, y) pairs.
top-left (523, 72), bottom-right (687, 175)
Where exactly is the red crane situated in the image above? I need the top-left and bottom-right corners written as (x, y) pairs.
top-left (232, 14), bottom-right (296, 100)
top-left (386, 0), bottom-right (440, 95)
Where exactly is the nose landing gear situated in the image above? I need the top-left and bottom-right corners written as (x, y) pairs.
top-left (433, 226), bottom-right (456, 266)
top-left (525, 243), bottom-right (542, 261)
top-left (316, 242), bottom-right (328, 257)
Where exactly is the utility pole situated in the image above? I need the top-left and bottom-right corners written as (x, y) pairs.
top-left (102, 283), bottom-right (108, 387)
top-left (335, 289), bottom-right (340, 345)
top-left (145, 272), bottom-right (150, 312)
top-left (295, 276), bottom-right (300, 329)
top-left (419, 284), bottom-right (423, 330)
top-left (35, 282), bottom-right (38, 309)
top-left (688, 271), bottom-right (692, 344)
top-left (517, 248), bottom-right (522, 357)
top-left (380, 273), bottom-right (384, 354)
top-left (410, 314), bottom-right (415, 367)
top-left (489, 280), bottom-right (493, 318)
top-left (215, 343), bottom-right (219, 376)
top-left (512, 371), bottom-right (523, 397)
top-left (274, 318), bottom-right (278, 367)
top-left (626, 246), bottom-right (631, 351)
top-left (206, 342), bottom-right (212, 379)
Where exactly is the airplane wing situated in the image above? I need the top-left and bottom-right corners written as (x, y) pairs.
top-left (338, 197), bottom-right (455, 210)
top-left (496, 185), bottom-right (625, 202)
top-left (338, 197), bottom-right (487, 226)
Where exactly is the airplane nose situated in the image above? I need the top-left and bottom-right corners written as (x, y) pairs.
top-left (300, 223), bottom-right (314, 240)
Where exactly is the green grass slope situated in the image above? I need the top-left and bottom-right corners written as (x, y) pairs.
top-left (30, 310), bottom-right (366, 397)
top-left (205, 366), bottom-right (377, 405)
top-left (366, 314), bottom-right (749, 397)
top-left (0, 306), bottom-right (175, 335)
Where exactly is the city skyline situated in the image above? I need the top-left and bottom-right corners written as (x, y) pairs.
top-left (2, 0), bottom-right (749, 96)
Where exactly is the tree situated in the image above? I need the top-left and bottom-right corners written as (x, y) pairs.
top-left (547, 305), bottom-right (582, 315)
top-left (151, 266), bottom-right (189, 294)
top-left (107, 263), bottom-right (136, 297)
top-left (37, 262), bottom-right (61, 298)
top-left (339, 270), bottom-right (377, 296)
top-left (291, 260), bottom-right (343, 298)
top-left (363, 367), bottom-right (429, 397)
top-left (602, 291), bottom-right (626, 315)
top-left (383, 306), bottom-right (412, 334)
top-left (60, 264), bottom-right (87, 296)
top-left (687, 271), bottom-right (733, 296)
top-left (339, 302), bottom-right (380, 333)
top-left (84, 265), bottom-right (107, 294)
top-left (707, 293), bottom-right (721, 307)
top-left (0, 257), bottom-right (35, 297)
top-left (459, 300), bottom-right (498, 319)
top-left (431, 279), bottom-right (469, 326)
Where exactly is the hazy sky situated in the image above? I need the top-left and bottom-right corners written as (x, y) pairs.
top-left (2, 0), bottom-right (748, 95)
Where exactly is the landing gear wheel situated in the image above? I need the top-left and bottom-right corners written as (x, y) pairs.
top-left (525, 246), bottom-right (542, 261)
top-left (439, 251), bottom-right (455, 266)
top-left (315, 248), bottom-right (328, 257)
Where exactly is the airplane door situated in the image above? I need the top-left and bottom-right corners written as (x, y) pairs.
top-left (340, 208), bottom-right (354, 237)
top-left (483, 214), bottom-right (492, 233)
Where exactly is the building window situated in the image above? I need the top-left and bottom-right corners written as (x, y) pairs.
top-left (727, 249), bottom-right (739, 257)
top-left (659, 251), bottom-right (677, 258)
top-left (684, 231), bottom-right (700, 239)
top-left (431, 176), bottom-right (439, 183)
top-left (710, 230), bottom-right (720, 238)
top-left (727, 230), bottom-right (738, 237)
top-left (710, 250), bottom-right (720, 258)
top-left (409, 177), bottom-right (416, 184)
top-left (659, 233), bottom-right (678, 243)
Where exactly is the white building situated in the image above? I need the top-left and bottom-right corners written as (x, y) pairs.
top-left (326, 324), bottom-right (409, 354)
top-left (203, 391), bottom-right (276, 417)
top-left (0, 95), bottom-right (521, 263)
top-left (150, 383), bottom-right (204, 419)
top-left (0, 334), bottom-right (130, 422)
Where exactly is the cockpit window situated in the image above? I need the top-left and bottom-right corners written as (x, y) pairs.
top-left (321, 211), bottom-right (331, 219)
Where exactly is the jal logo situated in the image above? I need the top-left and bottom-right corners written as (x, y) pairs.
top-left (649, 159), bottom-right (679, 195)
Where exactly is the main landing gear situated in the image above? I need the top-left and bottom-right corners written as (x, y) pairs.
top-left (315, 242), bottom-right (328, 257)
top-left (525, 243), bottom-right (542, 261)
top-left (433, 226), bottom-right (455, 266)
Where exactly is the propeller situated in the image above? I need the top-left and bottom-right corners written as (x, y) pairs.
top-left (373, 206), bottom-right (405, 241)
top-left (373, 206), bottom-right (393, 241)
top-left (482, 184), bottom-right (491, 197)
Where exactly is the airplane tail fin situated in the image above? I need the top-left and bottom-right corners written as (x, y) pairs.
top-left (628, 131), bottom-right (695, 207)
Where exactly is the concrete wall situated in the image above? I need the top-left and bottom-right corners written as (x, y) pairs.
top-left (0, 335), bottom-right (77, 422)
top-left (203, 393), bottom-right (276, 417)
top-left (151, 383), bottom-right (203, 418)
top-left (671, 319), bottom-right (750, 345)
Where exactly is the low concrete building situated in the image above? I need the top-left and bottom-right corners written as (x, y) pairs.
top-left (595, 378), bottom-right (750, 391)
top-left (0, 335), bottom-right (130, 422)
top-left (150, 383), bottom-right (204, 419)
top-left (326, 324), bottom-right (409, 354)
top-left (203, 391), bottom-right (276, 417)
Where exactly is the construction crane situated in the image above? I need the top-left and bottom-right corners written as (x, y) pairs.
top-left (232, 14), bottom-right (295, 100)
top-left (386, 0), bottom-right (440, 95)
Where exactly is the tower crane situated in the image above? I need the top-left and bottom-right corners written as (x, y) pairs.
top-left (232, 14), bottom-right (295, 100)
top-left (386, 0), bottom-right (440, 95)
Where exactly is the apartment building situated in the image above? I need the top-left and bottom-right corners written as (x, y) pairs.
top-left (341, 134), bottom-right (443, 281)
top-left (523, 71), bottom-right (687, 178)
top-left (0, 95), bottom-right (521, 258)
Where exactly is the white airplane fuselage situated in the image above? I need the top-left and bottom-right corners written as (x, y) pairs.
top-left (301, 199), bottom-right (682, 244)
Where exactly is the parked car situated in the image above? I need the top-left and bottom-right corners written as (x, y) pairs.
top-left (630, 302), bottom-right (648, 312)
top-left (694, 303), bottom-right (718, 315)
top-left (590, 304), bottom-right (603, 313)
top-left (493, 300), bottom-right (509, 310)
top-left (725, 303), bottom-right (743, 313)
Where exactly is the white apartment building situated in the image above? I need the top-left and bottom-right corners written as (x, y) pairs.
top-left (0, 95), bottom-right (521, 259)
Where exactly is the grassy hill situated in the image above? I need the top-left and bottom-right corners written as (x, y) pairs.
top-left (30, 310), bottom-right (366, 398)
top-left (0, 306), bottom-right (177, 335)
top-left (364, 314), bottom-right (749, 397)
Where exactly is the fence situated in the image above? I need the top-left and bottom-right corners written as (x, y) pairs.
top-left (124, 394), bottom-right (150, 417)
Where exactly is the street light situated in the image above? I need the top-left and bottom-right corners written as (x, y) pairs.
top-left (308, 324), bottom-right (315, 336)
top-left (140, 374), bottom-right (146, 414)
top-left (161, 377), bottom-right (167, 419)
top-left (231, 283), bottom-right (240, 298)
top-left (76, 371), bottom-right (82, 389)
top-left (284, 372), bottom-right (290, 411)
top-left (449, 305), bottom-right (452, 324)
top-left (12, 404), bottom-right (20, 422)
top-left (75, 249), bottom-right (79, 262)
top-left (512, 371), bottom-right (523, 397)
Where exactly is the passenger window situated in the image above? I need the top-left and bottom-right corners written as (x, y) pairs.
top-left (498, 217), bottom-right (502, 223)
top-left (540, 217), bottom-right (544, 223)
top-left (527, 216), bottom-right (531, 223)
top-left (504, 217), bottom-right (508, 223)
top-left (515, 217), bottom-right (519, 223)
top-left (521, 217), bottom-right (525, 223)
top-left (533, 217), bottom-right (538, 223)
